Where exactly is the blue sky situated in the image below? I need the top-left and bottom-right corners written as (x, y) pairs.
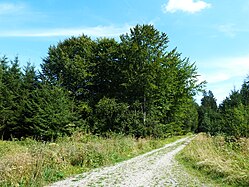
top-left (1, 0), bottom-right (249, 104)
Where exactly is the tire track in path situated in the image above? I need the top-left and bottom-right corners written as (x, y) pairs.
top-left (47, 136), bottom-right (208, 187)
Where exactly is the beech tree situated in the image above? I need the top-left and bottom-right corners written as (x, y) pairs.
top-left (41, 35), bottom-right (95, 100)
top-left (41, 24), bottom-right (202, 137)
top-left (0, 24), bottom-right (203, 139)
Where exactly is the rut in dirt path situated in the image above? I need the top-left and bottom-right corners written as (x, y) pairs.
top-left (47, 136), bottom-right (208, 187)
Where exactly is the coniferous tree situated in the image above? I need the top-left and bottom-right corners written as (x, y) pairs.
top-left (219, 88), bottom-right (249, 138)
top-left (24, 82), bottom-right (76, 140)
top-left (197, 90), bottom-right (221, 134)
top-left (0, 57), bottom-right (23, 138)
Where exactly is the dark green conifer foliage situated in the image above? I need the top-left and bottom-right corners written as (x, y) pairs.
top-left (24, 83), bottom-right (75, 140)
top-left (198, 82), bottom-right (249, 138)
top-left (0, 24), bottom-right (203, 139)
top-left (197, 90), bottom-right (221, 135)
top-left (0, 57), bottom-right (23, 138)
top-left (0, 57), bottom-right (75, 140)
top-left (219, 87), bottom-right (249, 138)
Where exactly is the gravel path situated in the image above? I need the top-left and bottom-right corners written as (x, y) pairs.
top-left (47, 136), bottom-right (208, 187)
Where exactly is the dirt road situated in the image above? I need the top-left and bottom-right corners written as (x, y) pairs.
top-left (48, 136), bottom-right (208, 187)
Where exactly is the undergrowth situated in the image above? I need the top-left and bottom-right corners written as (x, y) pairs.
top-left (177, 133), bottom-right (249, 187)
top-left (0, 132), bottom-right (185, 187)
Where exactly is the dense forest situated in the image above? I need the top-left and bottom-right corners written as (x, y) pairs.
top-left (198, 85), bottom-right (249, 138)
top-left (0, 24), bottom-right (248, 140)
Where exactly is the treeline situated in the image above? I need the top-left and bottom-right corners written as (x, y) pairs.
top-left (198, 82), bottom-right (249, 138)
top-left (0, 25), bottom-right (202, 140)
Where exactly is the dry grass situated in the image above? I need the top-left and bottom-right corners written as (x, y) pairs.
top-left (177, 133), bottom-right (249, 187)
top-left (0, 133), bottom-right (184, 187)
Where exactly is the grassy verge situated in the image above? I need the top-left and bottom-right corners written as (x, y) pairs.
top-left (0, 133), bottom-right (186, 187)
top-left (176, 133), bottom-right (249, 187)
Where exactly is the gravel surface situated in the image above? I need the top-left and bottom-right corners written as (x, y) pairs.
top-left (47, 136), bottom-right (209, 187)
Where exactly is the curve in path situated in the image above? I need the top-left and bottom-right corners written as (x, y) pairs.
top-left (47, 136), bottom-right (208, 187)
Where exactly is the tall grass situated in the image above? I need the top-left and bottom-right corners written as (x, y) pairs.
top-left (0, 132), bottom-right (184, 187)
top-left (177, 133), bottom-right (249, 187)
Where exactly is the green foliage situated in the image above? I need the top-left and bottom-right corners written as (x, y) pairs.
top-left (1, 24), bottom-right (203, 139)
top-left (0, 57), bottom-right (25, 138)
top-left (91, 97), bottom-right (129, 134)
top-left (24, 83), bottom-right (76, 140)
top-left (40, 24), bottom-right (202, 137)
top-left (197, 90), bottom-right (222, 135)
top-left (0, 57), bottom-right (76, 140)
top-left (199, 81), bottom-right (249, 138)
top-left (41, 35), bottom-right (95, 99)
top-left (219, 89), bottom-right (249, 138)
top-left (92, 38), bottom-right (122, 100)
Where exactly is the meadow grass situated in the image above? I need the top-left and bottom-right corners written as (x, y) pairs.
top-left (0, 132), bottom-right (185, 187)
top-left (177, 133), bottom-right (249, 187)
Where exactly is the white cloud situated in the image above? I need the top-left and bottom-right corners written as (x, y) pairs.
top-left (163, 0), bottom-right (211, 14)
top-left (0, 3), bottom-right (25, 15)
top-left (0, 25), bottom-right (132, 38)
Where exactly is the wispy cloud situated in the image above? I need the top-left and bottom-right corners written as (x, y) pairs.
top-left (0, 2), bottom-right (25, 15)
top-left (217, 23), bottom-right (249, 38)
top-left (200, 55), bottom-right (249, 83)
top-left (0, 25), bottom-right (132, 38)
top-left (198, 55), bottom-right (249, 103)
top-left (200, 73), bottom-right (231, 84)
top-left (163, 0), bottom-right (211, 14)
top-left (219, 56), bottom-right (249, 79)
top-left (218, 23), bottom-right (237, 38)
